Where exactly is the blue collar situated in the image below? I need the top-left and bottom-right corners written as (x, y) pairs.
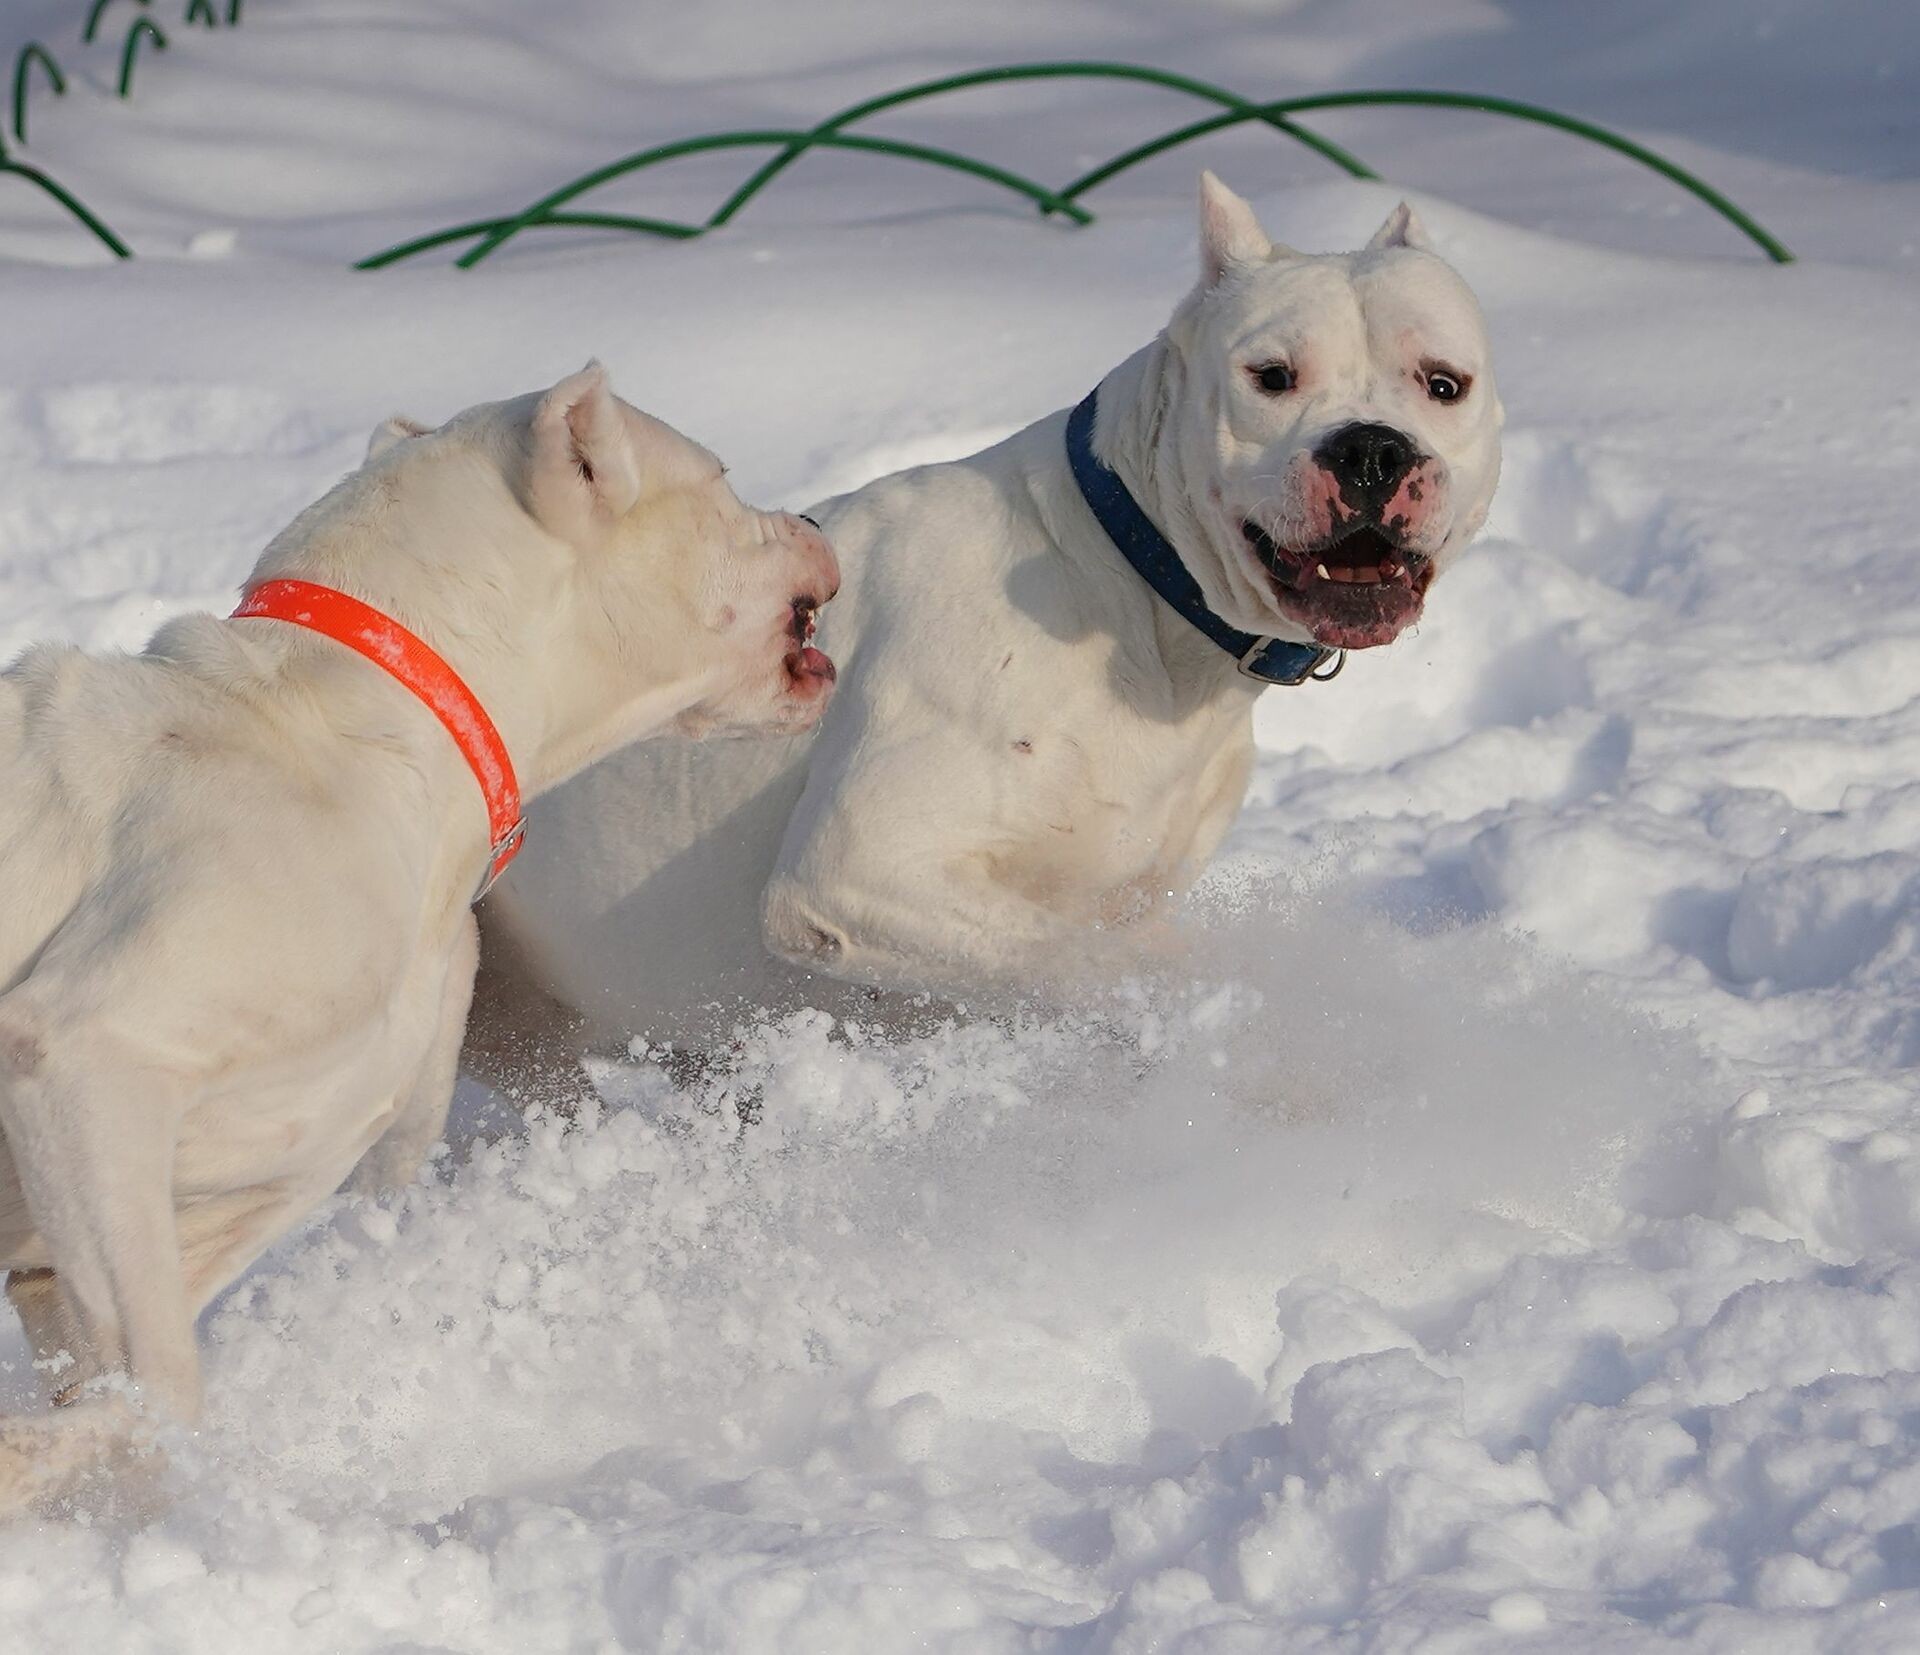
top-left (1065, 388), bottom-right (1343, 687)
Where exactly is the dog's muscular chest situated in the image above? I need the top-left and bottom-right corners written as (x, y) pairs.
top-left (984, 686), bottom-right (1255, 920)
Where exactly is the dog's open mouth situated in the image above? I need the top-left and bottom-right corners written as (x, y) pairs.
top-left (1241, 519), bottom-right (1434, 650)
top-left (785, 595), bottom-right (836, 694)
top-left (789, 594), bottom-right (820, 645)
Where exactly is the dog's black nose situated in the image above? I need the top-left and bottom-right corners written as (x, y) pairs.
top-left (1316, 422), bottom-right (1418, 513)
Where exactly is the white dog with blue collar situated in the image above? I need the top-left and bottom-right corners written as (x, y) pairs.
top-left (481, 174), bottom-right (1503, 1055)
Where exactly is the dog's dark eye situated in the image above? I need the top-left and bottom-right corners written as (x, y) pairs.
top-left (1426, 371), bottom-right (1465, 403)
top-left (1251, 363), bottom-right (1295, 395)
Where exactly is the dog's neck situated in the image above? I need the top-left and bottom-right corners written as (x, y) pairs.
top-left (220, 503), bottom-right (714, 910)
top-left (1082, 340), bottom-right (1266, 704)
top-left (263, 462), bottom-right (721, 784)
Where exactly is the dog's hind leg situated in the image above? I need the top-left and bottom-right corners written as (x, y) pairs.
top-left (0, 1035), bottom-right (197, 1511)
top-left (0, 1039), bottom-right (198, 1418)
top-left (350, 911), bottom-right (479, 1195)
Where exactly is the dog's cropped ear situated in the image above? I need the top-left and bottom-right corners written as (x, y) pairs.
top-left (365, 415), bottom-right (430, 462)
top-left (1199, 171), bottom-right (1289, 285)
top-left (1365, 201), bottom-right (1435, 254)
top-left (528, 360), bottom-right (643, 537)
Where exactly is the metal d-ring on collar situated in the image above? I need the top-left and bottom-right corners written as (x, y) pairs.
top-left (1065, 388), bottom-right (1345, 688)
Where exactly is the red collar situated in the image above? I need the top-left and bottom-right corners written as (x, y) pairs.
top-left (232, 578), bottom-right (526, 900)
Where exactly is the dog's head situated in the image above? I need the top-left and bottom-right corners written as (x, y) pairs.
top-left (1159, 175), bottom-right (1502, 651)
top-left (360, 364), bottom-right (838, 772)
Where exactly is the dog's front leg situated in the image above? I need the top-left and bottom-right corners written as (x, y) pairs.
top-left (760, 740), bottom-right (1099, 998)
top-left (763, 838), bottom-right (1084, 1001)
top-left (348, 912), bottom-right (479, 1195)
top-left (764, 862), bottom-right (1084, 999)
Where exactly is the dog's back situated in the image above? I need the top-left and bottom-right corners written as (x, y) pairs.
top-left (0, 648), bottom-right (103, 1261)
top-left (0, 647), bottom-right (105, 999)
top-left (0, 632), bottom-right (266, 1001)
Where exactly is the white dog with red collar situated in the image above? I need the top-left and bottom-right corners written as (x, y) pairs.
top-left (483, 176), bottom-right (1503, 1053)
top-left (0, 363), bottom-right (837, 1508)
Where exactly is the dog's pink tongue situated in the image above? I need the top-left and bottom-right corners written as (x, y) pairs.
top-left (790, 645), bottom-right (836, 685)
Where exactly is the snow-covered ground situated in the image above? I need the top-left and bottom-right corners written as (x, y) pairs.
top-left (2, 0), bottom-right (1918, 1648)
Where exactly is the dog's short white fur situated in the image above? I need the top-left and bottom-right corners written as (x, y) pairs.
top-left (0, 364), bottom-right (837, 1507)
top-left (487, 177), bottom-right (1504, 1051)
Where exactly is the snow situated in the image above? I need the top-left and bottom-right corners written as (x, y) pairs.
top-left (1, 0), bottom-right (1918, 1647)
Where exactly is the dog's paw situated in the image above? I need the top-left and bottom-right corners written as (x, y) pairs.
top-left (0, 1397), bottom-right (162, 1521)
top-left (0, 1429), bottom-right (45, 1519)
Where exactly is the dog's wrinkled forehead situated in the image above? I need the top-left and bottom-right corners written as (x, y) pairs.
top-left (1195, 248), bottom-right (1492, 402)
top-left (1169, 174), bottom-right (1497, 447)
top-left (366, 372), bottom-right (731, 503)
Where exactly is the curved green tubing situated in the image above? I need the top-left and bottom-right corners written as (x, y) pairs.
top-left (83, 0), bottom-right (148, 47)
top-left (0, 50), bottom-right (1790, 270)
top-left (453, 63), bottom-right (1365, 267)
top-left (12, 44), bottom-right (65, 145)
top-left (117, 18), bottom-right (167, 99)
top-left (0, 152), bottom-right (131, 257)
top-left (1056, 90), bottom-right (1795, 264)
top-left (0, 47), bottom-right (127, 258)
top-left (364, 63), bottom-right (1791, 271)
top-left (358, 210), bottom-right (701, 270)
top-left (702, 62), bottom-right (1378, 232)
top-left (449, 128), bottom-right (1091, 268)
top-left (2, 0), bottom-right (246, 260)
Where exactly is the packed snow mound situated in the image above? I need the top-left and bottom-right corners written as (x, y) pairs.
top-left (3, 889), bottom-right (1715, 1650)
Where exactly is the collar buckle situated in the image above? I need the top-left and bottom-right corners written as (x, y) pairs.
top-left (474, 818), bottom-right (527, 904)
top-left (1238, 640), bottom-right (1347, 686)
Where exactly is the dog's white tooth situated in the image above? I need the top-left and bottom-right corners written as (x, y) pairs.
top-left (1316, 563), bottom-right (1331, 580)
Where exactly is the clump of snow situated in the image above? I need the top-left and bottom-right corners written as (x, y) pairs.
top-left (0, 0), bottom-right (1917, 1647)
